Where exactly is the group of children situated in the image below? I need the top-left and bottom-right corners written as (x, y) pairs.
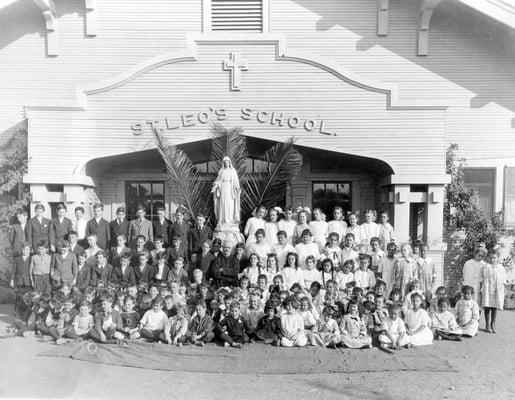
top-left (7, 203), bottom-right (507, 350)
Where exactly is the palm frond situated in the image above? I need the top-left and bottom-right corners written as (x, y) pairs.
top-left (209, 122), bottom-right (248, 180)
top-left (152, 130), bottom-right (211, 219)
top-left (242, 138), bottom-right (303, 219)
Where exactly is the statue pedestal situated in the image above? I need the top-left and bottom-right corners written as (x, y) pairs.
top-left (213, 223), bottom-right (244, 247)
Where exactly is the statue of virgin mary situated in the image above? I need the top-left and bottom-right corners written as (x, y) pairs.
top-left (211, 156), bottom-right (241, 229)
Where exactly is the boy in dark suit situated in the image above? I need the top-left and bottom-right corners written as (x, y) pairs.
top-left (49, 203), bottom-right (73, 253)
top-left (186, 300), bottom-right (214, 346)
top-left (51, 240), bottom-right (78, 288)
top-left (111, 253), bottom-right (136, 288)
top-left (9, 208), bottom-right (29, 257)
top-left (27, 204), bottom-right (50, 254)
top-left (133, 252), bottom-right (153, 286)
top-left (153, 207), bottom-right (171, 246)
top-left (169, 208), bottom-right (190, 251)
top-left (12, 243), bottom-right (32, 290)
top-left (68, 231), bottom-right (84, 258)
top-left (90, 250), bottom-right (113, 287)
top-left (85, 203), bottom-right (110, 250)
top-left (189, 213), bottom-right (213, 258)
top-left (75, 252), bottom-right (92, 290)
top-left (109, 206), bottom-right (129, 248)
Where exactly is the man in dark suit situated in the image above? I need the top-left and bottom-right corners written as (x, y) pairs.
top-left (210, 240), bottom-right (238, 288)
top-left (109, 206), bottom-right (129, 248)
top-left (48, 203), bottom-right (73, 253)
top-left (27, 204), bottom-right (50, 254)
top-left (9, 208), bottom-right (29, 257)
top-left (153, 207), bottom-right (171, 246)
top-left (85, 203), bottom-right (111, 250)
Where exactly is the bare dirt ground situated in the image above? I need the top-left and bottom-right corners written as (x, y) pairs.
top-left (0, 303), bottom-right (514, 400)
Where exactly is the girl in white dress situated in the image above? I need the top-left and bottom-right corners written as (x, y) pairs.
top-left (310, 306), bottom-right (340, 348)
top-left (480, 249), bottom-right (508, 333)
top-left (264, 254), bottom-right (281, 285)
top-left (302, 255), bottom-right (322, 290)
top-left (246, 229), bottom-right (270, 267)
top-left (277, 207), bottom-right (297, 245)
top-left (346, 213), bottom-right (362, 250)
top-left (281, 252), bottom-right (305, 290)
top-left (455, 285), bottom-right (480, 337)
top-left (378, 211), bottom-right (395, 251)
top-left (335, 260), bottom-right (355, 292)
top-left (271, 231), bottom-right (296, 268)
top-left (244, 206), bottom-right (266, 249)
top-left (405, 293), bottom-right (433, 346)
top-left (309, 208), bottom-right (328, 252)
top-left (242, 253), bottom-right (262, 286)
top-left (292, 210), bottom-right (312, 245)
top-left (360, 210), bottom-right (381, 252)
top-left (462, 248), bottom-right (487, 303)
top-left (326, 207), bottom-right (348, 245)
top-left (322, 233), bottom-right (342, 271)
top-left (295, 229), bottom-right (320, 269)
top-left (264, 207), bottom-right (280, 247)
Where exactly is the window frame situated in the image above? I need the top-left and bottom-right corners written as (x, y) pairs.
top-left (462, 167), bottom-right (496, 219)
top-left (504, 166), bottom-right (515, 227)
top-left (125, 180), bottom-right (166, 222)
top-left (311, 181), bottom-right (352, 218)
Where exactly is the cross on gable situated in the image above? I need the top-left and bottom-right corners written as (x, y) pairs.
top-left (223, 52), bottom-right (248, 91)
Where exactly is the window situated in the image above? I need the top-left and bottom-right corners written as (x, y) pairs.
top-left (504, 167), bottom-right (515, 227)
top-left (209, 0), bottom-right (265, 32)
top-left (125, 181), bottom-right (165, 221)
top-left (463, 168), bottom-right (495, 218)
top-left (312, 182), bottom-right (352, 217)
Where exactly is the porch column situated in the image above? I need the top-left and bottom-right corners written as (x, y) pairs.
top-left (393, 184), bottom-right (410, 244)
top-left (424, 184), bottom-right (445, 248)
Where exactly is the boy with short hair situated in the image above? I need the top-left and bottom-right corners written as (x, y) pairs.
top-left (139, 297), bottom-right (171, 343)
top-left (27, 204), bottom-right (50, 254)
top-left (218, 301), bottom-right (248, 348)
top-left (66, 300), bottom-right (94, 340)
top-left (167, 257), bottom-right (189, 286)
top-left (68, 231), bottom-right (84, 258)
top-left (189, 213), bottom-right (213, 258)
top-left (120, 295), bottom-right (140, 339)
top-left (111, 253), bottom-right (136, 288)
top-left (186, 300), bottom-right (215, 346)
top-left (51, 240), bottom-right (78, 288)
top-left (90, 250), bottom-right (113, 287)
top-left (109, 206), bottom-right (129, 248)
top-left (12, 242), bottom-right (32, 291)
top-left (128, 205), bottom-right (153, 249)
top-left (85, 203), bottom-right (111, 250)
top-left (152, 207), bottom-right (171, 246)
top-left (76, 251), bottom-right (92, 289)
top-left (73, 206), bottom-right (88, 247)
top-left (9, 208), bottom-right (29, 258)
top-left (169, 208), bottom-right (190, 251)
top-left (133, 252), bottom-right (152, 285)
top-left (29, 240), bottom-right (52, 296)
top-left (90, 295), bottom-right (124, 343)
top-left (49, 203), bottom-right (73, 253)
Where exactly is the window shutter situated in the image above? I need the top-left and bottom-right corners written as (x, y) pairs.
top-left (211, 0), bottom-right (263, 31)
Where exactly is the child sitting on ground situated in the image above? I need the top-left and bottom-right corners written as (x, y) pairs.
top-left (368, 296), bottom-right (389, 343)
top-left (455, 285), bottom-right (480, 337)
top-left (168, 304), bottom-right (189, 346)
top-left (218, 301), bottom-right (248, 348)
top-left (405, 293), bottom-right (433, 346)
top-left (90, 295), bottom-right (124, 343)
top-left (139, 297), bottom-right (170, 343)
top-left (256, 301), bottom-right (282, 345)
top-left (378, 304), bottom-right (411, 350)
top-left (309, 306), bottom-right (340, 348)
top-left (299, 296), bottom-right (317, 331)
top-left (339, 300), bottom-right (372, 349)
top-left (185, 300), bottom-right (214, 346)
top-left (120, 295), bottom-right (140, 339)
top-left (67, 300), bottom-right (94, 341)
top-left (242, 293), bottom-right (263, 341)
top-left (280, 297), bottom-right (308, 347)
top-left (431, 298), bottom-right (462, 341)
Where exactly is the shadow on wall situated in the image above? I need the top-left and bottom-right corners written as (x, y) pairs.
top-left (291, 0), bottom-right (515, 113)
top-left (0, 0), bottom-right (87, 52)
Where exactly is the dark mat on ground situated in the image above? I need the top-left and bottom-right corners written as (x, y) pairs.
top-left (39, 341), bottom-right (456, 374)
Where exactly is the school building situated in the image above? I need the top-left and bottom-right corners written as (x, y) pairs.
top-left (1, 0), bottom-right (515, 287)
